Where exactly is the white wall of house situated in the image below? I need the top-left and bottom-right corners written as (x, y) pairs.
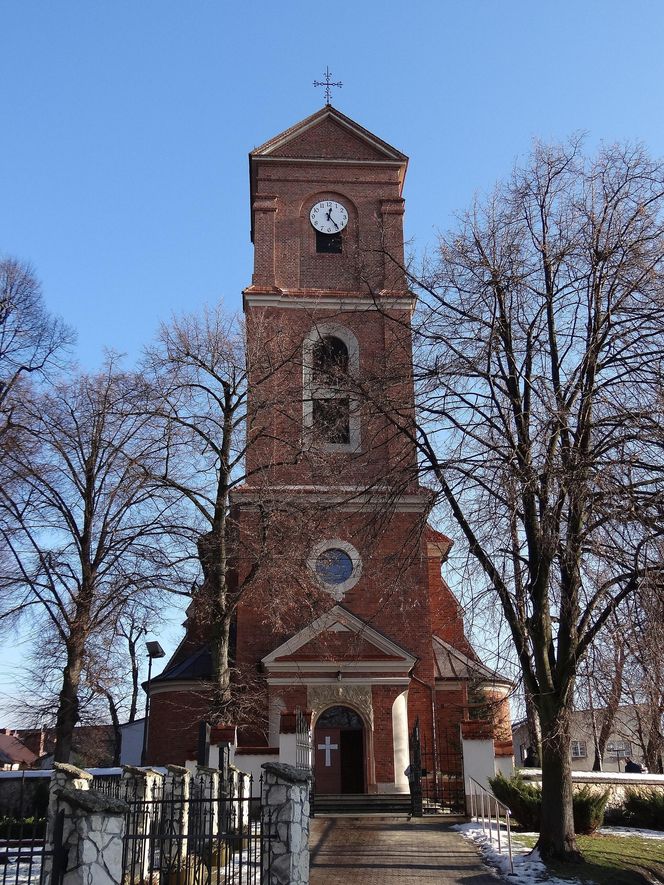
top-left (513, 705), bottom-right (653, 773)
top-left (119, 719), bottom-right (144, 767)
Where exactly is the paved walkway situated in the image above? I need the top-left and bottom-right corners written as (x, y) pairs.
top-left (309, 818), bottom-right (500, 884)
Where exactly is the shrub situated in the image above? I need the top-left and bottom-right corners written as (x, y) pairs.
top-left (573, 785), bottom-right (610, 834)
top-left (488, 773), bottom-right (609, 834)
top-left (623, 788), bottom-right (664, 831)
top-left (488, 772), bottom-right (542, 831)
top-left (0, 816), bottom-right (47, 838)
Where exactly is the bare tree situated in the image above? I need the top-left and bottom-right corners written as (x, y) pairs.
top-left (0, 360), bottom-right (174, 762)
top-left (361, 140), bottom-right (664, 861)
top-left (0, 257), bottom-right (73, 437)
top-left (576, 619), bottom-right (626, 770)
top-left (83, 607), bottom-right (152, 764)
top-left (142, 306), bottom-right (321, 724)
top-left (620, 579), bottom-right (664, 772)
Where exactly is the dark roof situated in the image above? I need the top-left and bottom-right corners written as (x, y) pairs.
top-left (151, 646), bottom-right (212, 683)
top-left (432, 636), bottom-right (512, 687)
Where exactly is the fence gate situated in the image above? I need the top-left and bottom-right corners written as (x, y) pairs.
top-left (295, 707), bottom-right (314, 817)
top-left (0, 773), bottom-right (60, 885)
top-left (409, 718), bottom-right (465, 815)
top-left (295, 708), bottom-right (312, 771)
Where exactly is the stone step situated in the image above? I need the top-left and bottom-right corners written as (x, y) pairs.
top-left (313, 793), bottom-right (413, 815)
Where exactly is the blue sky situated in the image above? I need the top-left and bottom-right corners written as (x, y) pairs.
top-left (4, 1), bottom-right (664, 370)
top-left (2, 0), bottom-right (664, 720)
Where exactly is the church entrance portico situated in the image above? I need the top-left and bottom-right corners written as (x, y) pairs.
top-left (262, 606), bottom-right (419, 793)
top-left (314, 705), bottom-right (365, 794)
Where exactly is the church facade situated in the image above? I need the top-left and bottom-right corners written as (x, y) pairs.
top-left (146, 106), bottom-right (512, 794)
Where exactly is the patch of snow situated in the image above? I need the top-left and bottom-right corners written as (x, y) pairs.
top-left (519, 768), bottom-right (664, 786)
top-left (0, 853), bottom-right (42, 885)
top-left (453, 821), bottom-right (584, 884)
top-left (599, 825), bottom-right (664, 840)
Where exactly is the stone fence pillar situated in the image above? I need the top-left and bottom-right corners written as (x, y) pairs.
top-left (121, 765), bottom-right (164, 883)
top-left (57, 788), bottom-right (127, 885)
top-left (261, 762), bottom-right (311, 885)
top-left (191, 765), bottom-right (220, 839)
top-left (161, 764), bottom-right (191, 871)
top-left (42, 762), bottom-right (127, 885)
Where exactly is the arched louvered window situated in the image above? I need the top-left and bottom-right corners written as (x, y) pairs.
top-left (303, 326), bottom-right (360, 452)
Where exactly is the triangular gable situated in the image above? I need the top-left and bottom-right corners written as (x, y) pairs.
top-left (251, 106), bottom-right (407, 163)
top-left (274, 632), bottom-right (403, 663)
top-left (262, 605), bottom-right (417, 670)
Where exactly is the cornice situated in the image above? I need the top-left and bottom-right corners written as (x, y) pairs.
top-left (243, 290), bottom-right (415, 312)
top-left (231, 486), bottom-right (431, 513)
top-left (149, 679), bottom-right (213, 697)
top-left (267, 676), bottom-right (411, 686)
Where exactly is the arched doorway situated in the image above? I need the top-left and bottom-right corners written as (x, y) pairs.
top-left (314, 705), bottom-right (365, 794)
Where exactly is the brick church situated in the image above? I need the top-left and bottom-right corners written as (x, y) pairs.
top-left (146, 105), bottom-right (512, 794)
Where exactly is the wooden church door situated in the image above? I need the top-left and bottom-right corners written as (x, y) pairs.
top-left (315, 727), bottom-right (342, 794)
top-left (314, 706), bottom-right (365, 794)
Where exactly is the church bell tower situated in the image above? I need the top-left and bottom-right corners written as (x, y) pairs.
top-left (235, 106), bottom-right (448, 794)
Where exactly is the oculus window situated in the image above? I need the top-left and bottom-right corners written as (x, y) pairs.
top-left (315, 548), bottom-right (354, 586)
top-left (309, 539), bottom-right (362, 599)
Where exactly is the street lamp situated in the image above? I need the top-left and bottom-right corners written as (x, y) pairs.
top-left (140, 640), bottom-right (165, 766)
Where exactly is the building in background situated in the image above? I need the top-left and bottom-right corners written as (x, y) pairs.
top-left (513, 704), bottom-right (655, 772)
top-left (0, 729), bottom-right (38, 770)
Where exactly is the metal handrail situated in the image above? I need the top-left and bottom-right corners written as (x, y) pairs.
top-left (467, 776), bottom-right (514, 875)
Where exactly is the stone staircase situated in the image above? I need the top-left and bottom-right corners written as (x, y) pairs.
top-left (312, 793), bottom-right (413, 816)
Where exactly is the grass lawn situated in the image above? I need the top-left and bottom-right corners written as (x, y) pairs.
top-left (516, 832), bottom-right (664, 884)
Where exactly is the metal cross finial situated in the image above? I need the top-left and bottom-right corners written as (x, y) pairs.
top-left (313, 66), bottom-right (343, 105)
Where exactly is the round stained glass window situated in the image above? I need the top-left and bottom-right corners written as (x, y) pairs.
top-left (315, 548), bottom-right (354, 586)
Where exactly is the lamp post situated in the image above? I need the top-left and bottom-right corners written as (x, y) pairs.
top-left (141, 640), bottom-right (165, 766)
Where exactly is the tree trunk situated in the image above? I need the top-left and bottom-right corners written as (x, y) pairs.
top-left (105, 691), bottom-right (122, 767)
top-left (525, 689), bottom-right (542, 766)
top-left (54, 647), bottom-right (84, 763)
top-left (593, 641), bottom-right (625, 770)
top-left (536, 703), bottom-right (582, 862)
top-left (128, 635), bottom-right (139, 723)
top-left (197, 527), bottom-right (232, 716)
top-left (211, 612), bottom-right (232, 718)
top-left (644, 707), bottom-right (663, 773)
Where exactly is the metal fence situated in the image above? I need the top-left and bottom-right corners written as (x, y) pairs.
top-left (295, 708), bottom-right (312, 772)
top-left (295, 708), bottom-right (314, 819)
top-left (113, 770), bottom-right (273, 885)
top-left (409, 719), bottom-right (466, 815)
top-left (0, 773), bottom-right (62, 885)
top-left (468, 775), bottom-right (513, 874)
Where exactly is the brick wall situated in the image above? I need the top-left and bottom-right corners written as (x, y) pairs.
top-left (146, 687), bottom-right (213, 766)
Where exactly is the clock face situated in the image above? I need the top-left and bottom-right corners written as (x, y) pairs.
top-left (310, 200), bottom-right (348, 234)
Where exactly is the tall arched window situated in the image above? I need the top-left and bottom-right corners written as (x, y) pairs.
top-left (303, 326), bottom-right (360, 452)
